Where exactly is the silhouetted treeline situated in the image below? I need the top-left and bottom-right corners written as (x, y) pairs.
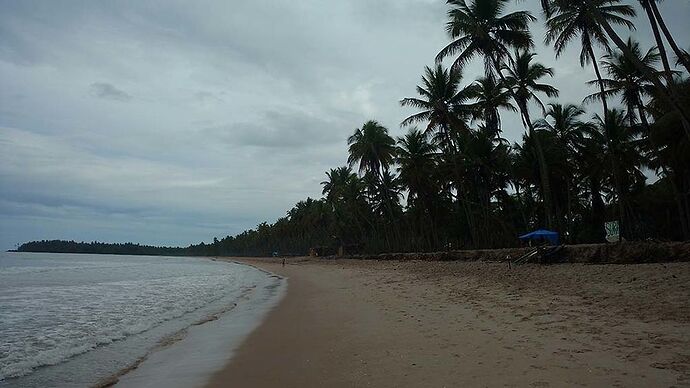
top-left (17, 240), bottom-right (188, 256)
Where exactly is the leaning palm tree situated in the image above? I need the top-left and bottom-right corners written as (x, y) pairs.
top-left (502, 50), bottom-right (560, 228)
top-left (545, 0), bottom-right (690, 136)
top-left (347, 120), bottom-right (396, 179)
top-left (584, 38), bottom-right (663, 129)
top-left (638, 0), bottom-right (690, 74)
top-left (637, 0), bottom-right (674, 83)
top-left (544, 0), bottom-right (635, 115)
top-left (400, 64), bottom-right (471, 152)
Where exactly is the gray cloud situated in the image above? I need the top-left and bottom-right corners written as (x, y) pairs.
top-left (89, 82), bottom-right (132, 101)
top-left (205, 110), bottom-right (345, 148)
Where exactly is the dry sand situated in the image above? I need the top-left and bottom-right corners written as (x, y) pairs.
top-left (207, 258), bottom-right (690, 387)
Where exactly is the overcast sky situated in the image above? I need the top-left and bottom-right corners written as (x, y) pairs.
top-left (1, 0), bottom-right (688, 250)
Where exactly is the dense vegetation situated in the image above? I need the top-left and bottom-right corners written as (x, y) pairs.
top-left (17, 0), bottom-right (690, 257)
top-left (16, 240), bottom-right (188, 256)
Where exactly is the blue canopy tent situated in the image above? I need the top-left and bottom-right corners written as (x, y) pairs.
top-left (519, 229), bottom-right (559, 245)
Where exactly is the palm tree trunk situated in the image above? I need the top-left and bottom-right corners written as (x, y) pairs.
top-left (649, 1), bottom-right (690, 73)
top-left (681, 179), bottom-right (690, 240)
top-left (590, 177), bottom-right (606, 242)
top-left (587, 44), bottom-right (609, 115)
top-left (521, 104), bottom-right (555, 229)
top-left (489, 55), bottom-right (555, 229)
top-left (514, 182), bottom-right (529, 231)
top-left (641, 102), bottom-right (690, 240)
top-left (442, 123), bottom-right (481, 247)
top-left (596, 14), bottom-right (690, 140)
top-left (612, 162), bottom-right (626, 241)
top-left (636, 100), bottom-right (651, 132)
top-left (666, 171), bottom-right (690, 240)
top-left (642, 2), bottom-right (675, 84)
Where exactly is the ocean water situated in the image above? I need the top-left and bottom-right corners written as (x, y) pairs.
top-left (0, 252), bottom-right (284, 387)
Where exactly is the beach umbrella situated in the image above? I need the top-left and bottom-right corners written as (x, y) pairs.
top-left (518, 229), bottom-right (559, 245)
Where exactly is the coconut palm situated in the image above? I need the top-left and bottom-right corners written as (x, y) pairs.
top-left (502, 50), bottom-right (560, 228)
top-left (321, 166), bottom-right (361, 204)
top-left (536, 103), bottom-right (589, 154)
top-left (396, 129), bottom-right (439, 203)
top-left (576, 134), bottom-right (608, 241)
top-left (347, 120), bottom-right (396, 179)
top-left (400, 64), bottom-right (472, 240)
top-left (544, 0), bottom-right (635, 115)
top-left (464, 76), bottom-right (516, 137)
top-left (535, 103), bottom-right (589, 234)
top-left (590, 109), bottom-right (646, 238)
top-left (400, 64), bottom-right (471, 152)
top-left (545, 0), bottom-right (690, 135)
top-left (436, 0), bottom-right (535, 77)
top-left (637, 0), bottom-right (673, 84)
top-left (646, 79), bottom-right (690, 239)
top-left (397, 129), bottom-right (442, 249)
top-left (584, 38), bottom-right (663, 129)
top-left (370, 171), bottom-right (403, 216)
top-left (639, 0), bottom-right (690, 74)
top-left (436, 0), bottom-right (565, 227)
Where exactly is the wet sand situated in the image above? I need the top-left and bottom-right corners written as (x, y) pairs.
top-left (207, 258), bottom-right (690, 387)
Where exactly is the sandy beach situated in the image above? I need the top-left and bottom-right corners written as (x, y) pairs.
top-left (208, 258), bottom-right (690, 387)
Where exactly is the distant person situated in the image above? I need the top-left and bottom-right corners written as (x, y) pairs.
top-left (282, 257), bottom-right (286, 267)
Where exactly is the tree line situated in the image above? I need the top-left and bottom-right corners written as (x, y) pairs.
top-left (16, 240), bottom-right (188, 256)
top-left (17, 0), bottom-right (690, 257)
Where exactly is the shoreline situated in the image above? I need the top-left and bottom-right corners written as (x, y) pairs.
top-left (207, 257), bottom-right (690, 387)
top-left (112, 259), bottom-right (286, 388)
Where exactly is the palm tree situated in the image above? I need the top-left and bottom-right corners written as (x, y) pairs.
top-left (637, 0), bottom-right (674, 84)
top-left (584, 38), bottom-right (662, 129)
top-left (371, 170), bottom-right (403, 217)
top-left (400, 64), bottom-right (470, 152)
top-left (545, 0), bottom-right (690, 136)
top-left (400, 64), bottom-right (476, 244)
top-left (591, 109), bottom-right (646, 239)
top-left (502, 50), bottom-right (560, 228)
top-left (321, 166), bottom-right (371, 244)
top-left (436, 0), bottom-right (567, 229)
top-left (436, 0), bottom-right (535, 78)
top-left (347, 120), bottom-right (396, 179)
top-left (544, 0), bottom-right (635, 115)
top-left (322, 166), bottom-right (359, 204)
top-left (535, 103), bottom-right (589, 235)
top-left (465, 76), bottom-right (516, 137)
top-left (639, 0), bottom-right (690, 74)
top-left (455, 127), bottom-right (513, 246)
top-left (535, 103), bottom-right (588, 152)
top-left (396, 129), bottom-right (439, 203)
top-left (576, 134), bottom-right (607, 241)
top-left (646, 79), bottom-right (690, 239)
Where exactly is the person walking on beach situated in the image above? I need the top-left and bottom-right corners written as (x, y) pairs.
top-left (282, 257), bottom-right (286, 267)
